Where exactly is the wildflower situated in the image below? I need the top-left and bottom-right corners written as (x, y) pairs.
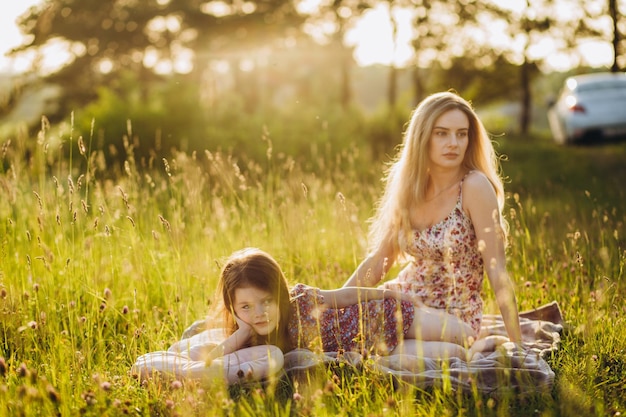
top-left (171, 380), bottom-right (182, 390)
top-left (104, 288), bottom-right (112, 299)
top-left (17, 363), bottom-right (29, 378)
top-left (324, 379), bottom-right (335, 394)
top-left (100, 381), bottom-right (112, 391)
top-left (292, 392), bottom-right (303, 402)
top-left (82, 391), bottom-right (97, 406)
top-left (0, 357), bottom-right (7, 377)
top-left (27, 321), bottom-right (37, 330)
top-left (46, 384), bottom-right (60, 403)
top-left (122, 305), bottom-right (129, 315)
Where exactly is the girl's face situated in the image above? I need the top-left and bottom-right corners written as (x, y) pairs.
top-left (428, 109), bottom-right (469, 170)
top-left (233, 286), bottom-right (280, 336)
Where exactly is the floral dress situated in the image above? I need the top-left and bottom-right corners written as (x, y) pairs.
top-left (288, 284), bottom-right (414, 355)
top-left (380, 178), bottom-right (484, 335)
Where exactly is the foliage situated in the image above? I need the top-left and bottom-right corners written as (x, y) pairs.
top-left (73, 72), bottom-right (206, 162)
top-left (67, 73), bottom-right (374, 172)
top-left (12, 0), bottom-right (304, 119)
top-left (1, 110), bottom-right (625, 415)
top-left (9, 0), bottom-right (622, 135)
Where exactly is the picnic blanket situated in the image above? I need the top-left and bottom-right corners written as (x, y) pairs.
top-left (140, 302), bottom-right (563, 395)
top-left (283, 301), bottom-right (563, 394)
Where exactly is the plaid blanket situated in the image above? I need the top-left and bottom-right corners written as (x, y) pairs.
top-left (284, 302), bottom-right (563, 394)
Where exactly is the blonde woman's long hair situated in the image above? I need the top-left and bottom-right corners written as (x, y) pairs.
top-left (367, 91), bottom-right (506, 257)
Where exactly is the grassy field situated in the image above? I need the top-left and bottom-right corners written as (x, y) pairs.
top-left (0, 127), bottom-right (624, 416)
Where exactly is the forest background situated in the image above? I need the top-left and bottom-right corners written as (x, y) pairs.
top-left (1, 0), bottom-right (625, 158)
top-left (0, 0), bottom-right (625, 416)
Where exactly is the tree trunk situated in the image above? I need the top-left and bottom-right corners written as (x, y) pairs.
top-left (387, 65), bottom-right (397, 108)
top-left (340, 47), bottom-right (352, 109)
top-left (387, 1), bottom-right (399, 109)
top-left (412, 66), bottom-right (424, 106)
top-left (609, 0), bottom-right (620, 72)
top-left (520, 59), bottom-right (531, 135)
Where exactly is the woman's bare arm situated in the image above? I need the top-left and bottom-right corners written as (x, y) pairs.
top-left (319, 286), bottom-right (419, 309)
top-left (463, 173), bottom-right (522, 343)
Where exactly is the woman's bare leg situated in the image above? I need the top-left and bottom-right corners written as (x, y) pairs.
top-left (467, 335), bottom-right (510, 361)
top-left (406, 306), bottom-right (475, 345)
top-left (391, 340), bottom-right (468, 360)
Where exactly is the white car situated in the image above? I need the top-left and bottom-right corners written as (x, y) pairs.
top-left (547, 72), bottom-right (626, 144)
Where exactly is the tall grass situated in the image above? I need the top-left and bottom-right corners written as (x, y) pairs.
top-left (0, 121), bottom-right (624, 416)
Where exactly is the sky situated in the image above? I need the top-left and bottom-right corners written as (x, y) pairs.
top-left (0, 0), bottom-right (616, 74)
top-left (1, 0), bottom-right (41, 73)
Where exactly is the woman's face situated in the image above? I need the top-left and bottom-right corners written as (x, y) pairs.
top-left (428, 108), bottom-right (469, 170)
top-left (233, 286), bottom-right (280, 336)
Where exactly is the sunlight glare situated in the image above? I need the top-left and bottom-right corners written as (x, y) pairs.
top-left (201, 1), bottom-right (231, 17)
top-left (155, 60), bottom-right (173, 74)
top-left (297, 0), bottom-right (322, 14)
top-left (0, 0), bottom-right (41, 72)
top-left (99, 59), bottom-right (113, 74)
top-left (173, 48), bottom-right (194, 74)
top-left (577, 40), bottom-right (614, 68)
top-left (144, 47), bottom-right (159, 68)
top-left (35, 38), bottom-right (74, 75)
top-left (345, 4), bottom-right (414, 67)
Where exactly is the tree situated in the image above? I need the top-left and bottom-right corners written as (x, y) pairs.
top-left (603, 0), bottom-right (625, 71)
top-left (298, 0), bottom-right (374, 109)
top-left (488, 0), bottom-right (606, 134)
top-left (11, 0), bottom-right (304, 120)
top-left (405, 0), bottom-right (497, 105)
top-left (13, 0), bottom-right (166, 118)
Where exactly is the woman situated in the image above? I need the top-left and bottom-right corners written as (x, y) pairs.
top-left (343, 91), bottom-right (522, 344)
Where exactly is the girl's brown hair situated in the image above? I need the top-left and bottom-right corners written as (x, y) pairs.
top-left (218, 248), bottom-right (292, 351)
